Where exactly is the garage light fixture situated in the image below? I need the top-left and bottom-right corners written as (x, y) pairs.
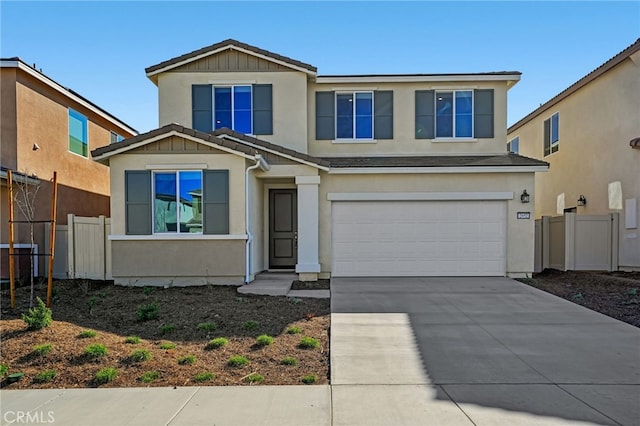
top-left (577, 194), bottom-right (587, 206)
top-left (520, 190), bottom-right (530, 203)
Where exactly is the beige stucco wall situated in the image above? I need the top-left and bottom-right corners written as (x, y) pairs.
top-left (157, 71), bottom-right (309, 153)
top-left (318, 172), bottom-right (536, 276)
top-left (307, 81), bottom-right (510, 157)
top-left (509, 52), bottom-right (640, 268)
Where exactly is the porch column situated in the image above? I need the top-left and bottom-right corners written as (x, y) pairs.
top-left (295, 176), bottom-right (321, 280)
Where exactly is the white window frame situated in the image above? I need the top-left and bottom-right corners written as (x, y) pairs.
top-left (508, 136), bottom-right (520, 154)
top-left (334, 91), bottom-right (374, 140)
top-left (549, 112), bottom-right (559, 153)
top-left (213, 85), bottom-right (253, 134)
top-left (68, 108), bottom-right (88, 158)
top-left (435, 90), bottom-right (474, 139)
top-left (151, 170), bottom-right (203, 235)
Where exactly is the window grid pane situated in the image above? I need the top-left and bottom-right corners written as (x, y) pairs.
top-left (178, 171), bottom-right (203, 234)
top-left (455, 91), bottom-right (473, 137)
top-left (233, 86), bottom-right (252, 134)
top-left (551, 113), bottom-right (559, 143)
top-left (214, 87), bottom-right (232, 129)
top-left (154, 173), bottom-right (177, 233)
top-left (336, 94), bottom-right (354, 138)
top-left (69, 109), bottom-right (88, 156)
top-left (355, 92), bottom-right (373, 139)
top-left (435, 92), bottom-right (453, 138)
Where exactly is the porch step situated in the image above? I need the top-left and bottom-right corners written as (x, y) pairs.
top-left (237, 273), bottom-right (330, 298)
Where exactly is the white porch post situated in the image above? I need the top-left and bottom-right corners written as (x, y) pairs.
top-left (295, 176), bottom-right (321, 280)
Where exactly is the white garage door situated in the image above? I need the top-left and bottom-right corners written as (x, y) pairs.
top-left (332, 201), bottom-right (506, 277)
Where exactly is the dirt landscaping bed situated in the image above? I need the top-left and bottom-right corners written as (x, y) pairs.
top-left (520, 270), bottom-right (640, 327)
top-left (0, 281), bottom-right (330, 389)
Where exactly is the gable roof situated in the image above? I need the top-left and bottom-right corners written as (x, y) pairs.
top-left (91, 124), bottom-right (330, 170)
top-left (145, 39), bottom-right (317, 80)
top-left (508, 38), bottom-right (640, 133)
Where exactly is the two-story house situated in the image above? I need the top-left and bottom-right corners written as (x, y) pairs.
top-left (507, 39), bottom-right (640, 271)
top-left (1, 58), bottom-right (137, 279)
top-left (92, 39), bottom-right (548, 286)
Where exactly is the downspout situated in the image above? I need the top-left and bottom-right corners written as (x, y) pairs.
top-left (245, 154), bottom-right (270, 284)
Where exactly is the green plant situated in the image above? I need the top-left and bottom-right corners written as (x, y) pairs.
top-left (34, 369), bottom-right (57, 383)
top-left (130, 349), bottom-right (152, 363)
top-left (197, 322), bottom-right (217, 331)
top-left (627, 288), bottom-right (638, 296)
top-left (193, 372), bottom-right (214, 382)
top-left (288, 297), bottom-right (303, 305)
top-left (235, 296), bottom-right (249, 303)
top-left (88, 296), bottom-right (99, 313)
top-left (572, 293), bottom-right (584, 300)
top-left (159, 341), bottom-right (177, 350)
top-left (0, 364), bottom-right (8, 376)
top-left (143, 286), bottom-right (154, 296)
top-left (139, 371), bottom-right (161, 383)
top-left (281, 357), bottom-right (298, 366)
top-left (22, 297), bottom-right (52, 330)
top-left (159, 324), bottom-right (176, 334)
top-left (136, 302), bottom-right (159, 322)
top-left (205, 337), bottom-right (228, 350)
top-left (242, 320), bottom-right (259, 330)
top-left (78, 329), bottom-right (97, 338)
top-left (94, 367), bottom-right (117, 385)
top-left (255, 334), bottom-right (274, 346)
top-left (298, 337), bottom-right (320, 349)
top-left (301, 374), bottom-right (318, 384)
top-left (245, 373), bottom-right (263, 383)
top-left (84, 343), bottom-right (108, 358)
top-left (286, 326), bottom-right (302, 334)
top-left (124, 336), bottom-right (141, 344)
top-left (227, 355), bottom-right (249, 367)
top-left (178, 355), bottom-right (196, 365)
top-left (33, 343), bottom-right (53, 356)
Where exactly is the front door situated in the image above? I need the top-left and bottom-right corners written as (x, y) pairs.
top-left (269, 189), bottom-right (298, 268)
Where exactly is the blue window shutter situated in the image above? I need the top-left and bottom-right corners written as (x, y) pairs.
top-left (415, 90), bottom-right (435, 139)
top-left (192, 85), bottom-right (212, 132)
top-left (253, 84), bottom-right (273, 135)
top-left (203, 170), bottom-right (229, 234)
top-left (374, 91), bottom-right (393, 139)
top-left (316, 91), bottom-right (335, 140)
top-left (474, 89), bottom-right (494, 138)
top-left (125, 171), bottom-right (151, 235)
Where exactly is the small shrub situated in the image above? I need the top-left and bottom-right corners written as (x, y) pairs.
top-left (130, 349), bottom-right (152, 363)
top-left (124, 336), bottom-right (141, 344)
top-left (34, 370), bottom-right (57, 383)
top-left (136, 302), bottom-right (159, 322)
top-left (84, 343), bottom-right (108, 358)
top-left (0, 364), bottom-right (8, 376)
top-left (242, 320), bottom-right (259, 330)
top-left (22, 297), bottom-right (52, 330)
top-left (298, 337), bottom-right (320, 349)
top-left (88, 297), bottom-right (99, 313)
top-left (78, 329), bottom-right (97, 338)
top-left (281, 357), bottom-right (298, 366)
top-left (197, 322), bottom-right (217, 331)
top-left (159, 341), bottom-right (177, 350)
top-left (627, 288), bottom-right (638, 296)
top-left (255, 335), bottom-right (274, 346)
top-left (301, 374), bottom-right (318, 384)
top-left (227, 355), bottom-right (249, 367)
top-left (178, 355), bottom-right (196, 365)
top-left (193, 372), bottom-right (214, 382)
top-left (139, 371), bottom-right (161, 383)
top-left (235, 296), bottom-right (248, 303)
top-left (143, 287), bottom-right (154, 296)
top-left (286, 326), bottom-right (302, 334)
top-left (33, 343), bottom-right (53, 356)
top-left (159, 324), bottom-right (176, 334)
top-left (205, 338), bottom-right (228, 350)
top-left (94, 367), bottom-right (117, 385)
top-left (245, 373), bottom-right (263, 383)
top-left (288, 297), bottom-right (302, 305)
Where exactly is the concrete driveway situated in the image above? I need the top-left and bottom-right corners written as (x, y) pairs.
top-left (330, 277), bottom-right (640, 426)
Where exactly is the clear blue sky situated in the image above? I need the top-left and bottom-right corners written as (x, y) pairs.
top-left (1, 1), bottom-right (638, 133)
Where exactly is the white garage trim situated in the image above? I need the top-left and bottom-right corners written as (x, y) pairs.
top-left (331, 200), bottom-right (507, 277)
top-left (327, 192), bottom-right (514, 201)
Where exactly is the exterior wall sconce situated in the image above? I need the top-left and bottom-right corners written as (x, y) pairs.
top-left (520, 190), bottom-right (530, 203)
top-left (577, 195), bottom-right (587, 206)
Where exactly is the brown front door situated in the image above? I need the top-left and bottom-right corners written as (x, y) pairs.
top-left (269, 189), bottom-right (297, 268)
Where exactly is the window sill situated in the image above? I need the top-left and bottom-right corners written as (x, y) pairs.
top-left (432, 138), bottom-right (478, 143)
top-left (109, 234), bottom-right (248, 241)
top-left (331, 139), bottom-right (377, 144)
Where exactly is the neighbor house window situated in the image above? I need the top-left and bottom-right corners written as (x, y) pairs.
top-left (110, 132), bottom-right (124, 144)
top-left (153, 171), bottom-right (203, 234)
top-left (508, 136), bottom-right (519, 154)
top-left (214, 86), bottom-right (252, 134)
top-left (336, 92), bottom-right (373, 139)
top-left (68, 109), bottom-right (88, 156)
top-left (544, 112), bottom-right (559, 156)
top-left (436, 90), bottom-right (473, 138)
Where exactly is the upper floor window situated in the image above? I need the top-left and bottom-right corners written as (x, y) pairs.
top-left (336, 92), bottom-right (373, 139)
top-left (192, 84), bottom-right (272, 135)
top-left (68, 109), bottom-right (88, 157)
top-left (110, 132), bottom-right (124, 144)
top-left (436, 90), bottom-right (473, 138)
top-left (507, 136), bottom-right (519, 154)
top-left (544, 112), bottom-right (559, 156)
top-left (153, 171), bottom-right (203, 234)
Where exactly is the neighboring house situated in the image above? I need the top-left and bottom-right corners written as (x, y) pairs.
top-left (507, 39), bottom-right (640, 270)
top-left (0, 58), bottom-right (137, 279)
top-left (92, 39), bottom-right (548, 286)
